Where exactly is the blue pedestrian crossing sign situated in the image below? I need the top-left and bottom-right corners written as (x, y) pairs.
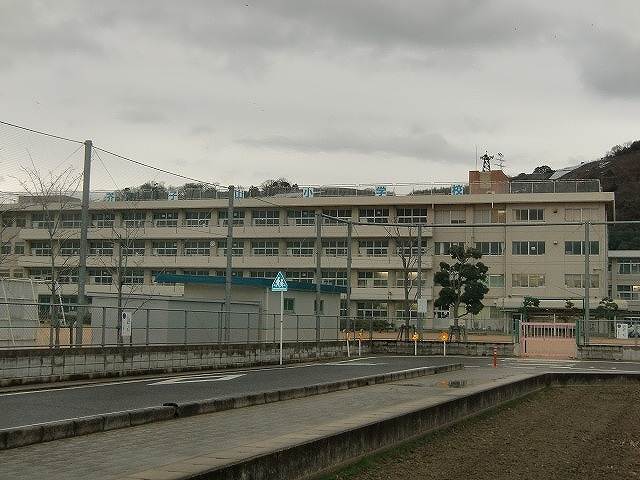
top-left (271, 271), bottom-right (288, 292)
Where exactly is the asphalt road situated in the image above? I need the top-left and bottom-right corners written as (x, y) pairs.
top-left (1, 355), bottom-right (639, 430)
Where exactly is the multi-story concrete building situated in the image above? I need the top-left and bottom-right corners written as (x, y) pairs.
top-left (0, 171), bottom-right (613, 331)
top-left (608, 251), bottom-right (640, 313)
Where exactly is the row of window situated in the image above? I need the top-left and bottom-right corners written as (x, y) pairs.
top-left (11, 206), bottom-right (602, 229)
top-left (21, 239), bottom-right (603, 257)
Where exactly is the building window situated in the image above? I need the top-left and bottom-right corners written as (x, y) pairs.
top-left (512, 241), bottom-right (545, 255)
top-left (617, 285), bottom-right (640, 300)
top-left (184, 211), bottom-right (211, 227)
top-left (215, 270), bottom-right (243, 277)
top-left (252, 210), bottom-right (280, 226)
top-left (396, 208), bottom-right (427, 224)
top-left (122, 211), bottom-right (146, 228)
top-left (287, 210), bottom-right (315, 226)
top-left (31, 213), bottom-right (54, 229)
top-left (488, 274), bottom-right (505, 288)
top-left (564, 241), bottom-right (600, 255)
top-left (252, 240), bottom-right (279, 256)
top-left (218, 210), bottom-right (245, 226)
top-left (152, 270), bottom-right (177, 284)
top-left (283, 298), bottom-right (295, 313)
top-left (15, 215), bottom-right (26, 228)
top-left (356, 301), bottom-right (388, 319)
top-left (61, 213), bottom-right (81, 228)
top-left (153, 211), bottom-right (178, 227)
top-left (322, 209), bottom-right (352, 225)
top-left (152, 241), bottom-right (177, 256)
top-left (435, 209), bottom-right (466, 224)
top-left (395, 304), bottom-right (418, 320)
top-left (323, 240), bottom-right (348, 256)
top-left (1, 243), bottom-right (11, 255)
top-left (0, 215), bottom-right (13, 228)
top-left (14, 243), bottom-right (24, 255)
top-left (340, 299), bottom-right (348, 317)
top-left (475, 242), bottom-right (504, 256)
top-left (396, 239), bottom-right (427, 257)
top-left (396, 272), bottom-right (423, 288)
top-left (30, 241), bottom-right (51, 256)
top-left (89, 240), bottom-right (113, 257)
top-left (514, 208), bottom-right (544, 222)
top-left (60, 240), bottom-right (80, 256)
top-left (618, 258), bottom-right (640, 274)
top-left (287, 240), bottom-right (314, 256)
top-left (250, 270), bottom-right (278, 279)
top-left (219, 240), bottom-right (244, 256)
top-left (286, 271), bottom-right (314, 283)
top-left (358, 240), bottom-right (388, 256)
top-left (565, 274), bottom-right (600, 288)
top-left (182, 269), bottom-right (209, 276)
top-left (473, 207), bottom-right (506, 224)
top-left (512, 273), bottom-right (545, 287)
top-left (434, 242), bottom-right (465, 255)
top-left (90, 240), bottom-right (114, 256)
top-left (123, 240), bottom-right (145, 256)
top-left (122, 269), bottom-right (145, 285)
top-left (90, 268), bottom-right (112, 285)
top-left (58, 269), bottom-right (78, 284)
top-left (357, 271), bottom-right (388, 288)
top-left (435, 307), bottom-right (450, 319)
top-left (92, 212), bottom-right (115, 228)
top-left (184, 240), bottom-right (210, 256)
top-left (29, 268), bottom-right (52, 281)
top-left (565, 208), bottom-right (597, 222)
top-left (358, 208), bottom-right (389, 224)
top-left (322, 270), bottom-right (348, 287)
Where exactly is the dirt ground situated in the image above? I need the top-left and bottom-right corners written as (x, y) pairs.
top-left (326, 383), bottom-right (640, 480)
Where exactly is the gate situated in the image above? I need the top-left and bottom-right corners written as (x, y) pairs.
top-left (520, 322), bottom-right (576, 358)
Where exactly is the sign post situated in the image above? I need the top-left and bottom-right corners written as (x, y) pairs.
top-left (271, 272), bottom-right (288, 365)
top-left (121, 311), bottom-right (132, 341)
top-left (357, 329), bottom-right (363, 356)
top-left (344, 330), bottom-right (351, 357)
top-left (411, 332), bottom-right (419, 356)
top-left (439, 331), bottom-right (449, 357)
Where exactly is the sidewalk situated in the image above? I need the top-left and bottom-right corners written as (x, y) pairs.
top-left (0, 366), bottom-right (527, 480)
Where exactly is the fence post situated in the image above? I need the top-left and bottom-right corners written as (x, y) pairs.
top-left (101, 306), bottom-right (106, 347)
top-left (296, 314), bottom-right (299, 344)
top-left (184, 310), bottom-right (188, 345)
top-left (217, 311), bottom-right (222, 344)
top-left (145, 308), bottom-right (150, 346)
top-left (246, 312), bottom-right (251, 345)
top-left (369, 316), bottom-right (373, 343)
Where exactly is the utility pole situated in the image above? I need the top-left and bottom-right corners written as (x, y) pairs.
top-left (346, 221), bottom-right (353, 333)
top-left (76, 139), bottom-right (92, 346)
top-left (224, 185), bottom-right (234, 342)
top-left (416, 224), bottom-right (422, 334)
top-left (315, 212), bottom-right (322, 346)
top-left (583, 222), bottom-right (590, 346)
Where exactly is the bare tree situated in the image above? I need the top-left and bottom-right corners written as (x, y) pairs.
top-left (18, 165), bottom-right (83, 347)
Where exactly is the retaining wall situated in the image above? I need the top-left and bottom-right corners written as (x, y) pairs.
top-left (371, 340), bottom-right (515, 357)
top-left (0, 341), bottom-right (366, 387)
top-left (577, 344), bottom-right (640, 361)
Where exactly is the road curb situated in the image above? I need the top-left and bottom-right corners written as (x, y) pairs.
top-left (0, 363), bottom-right (462, 450)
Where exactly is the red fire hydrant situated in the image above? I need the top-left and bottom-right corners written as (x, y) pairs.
top-left (492, 346), bottom-right (498, 368)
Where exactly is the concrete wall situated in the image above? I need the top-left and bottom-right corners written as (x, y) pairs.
top-left (372, 340), bottom-right (515, 357)
top-left (577, 344), bottom-right (640, 361)
top-left (0, 341), bottom-right (364, 387)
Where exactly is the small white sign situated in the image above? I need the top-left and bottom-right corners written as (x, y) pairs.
top-left (374, 185), bottom-right (386, 197)
top-left (168, 190), bottom-right (178, 200)
top-left (271, 271), bottom-right (288, 292)
top-left (451, 184), bottom-right (465, 195)
top-left (234, 188), bottom-right (245, 199)
top-left (121, 311), bottom-right (132, 337)
top-left (417, 298), bottom-right (428, 313)
top-left (104, 192), bottom-right (115, 202)
top-left (302, 187), bottom-right (315, 198)
top-left (616, 322), bottom-right (629, 340)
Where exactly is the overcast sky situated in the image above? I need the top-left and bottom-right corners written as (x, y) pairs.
top-left (1, 1), bottom-right (639, 191)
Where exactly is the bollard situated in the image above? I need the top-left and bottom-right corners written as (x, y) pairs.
top-left (412, 332), bottom-right (419, 356)
top-left (492, 345), bottom-right (498, 368)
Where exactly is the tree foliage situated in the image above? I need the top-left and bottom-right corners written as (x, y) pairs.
top-left (433, 245), bottom-right (489, 326)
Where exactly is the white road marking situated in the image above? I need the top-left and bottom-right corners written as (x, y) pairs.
top-left (149, 373), bottom-right (246, 386)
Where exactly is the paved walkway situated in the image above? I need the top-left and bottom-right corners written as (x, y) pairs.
top-left (0, 366), bottom-right (529, 480)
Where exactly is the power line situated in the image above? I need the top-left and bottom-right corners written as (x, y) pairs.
top-left (93, 146), bottom-right (219, 187)
top-left (0, 120), bottom-right (84, 145)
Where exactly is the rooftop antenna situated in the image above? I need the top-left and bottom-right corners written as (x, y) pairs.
top-left (496, 152), bottom-right (505, 170)
top-left (481, 150), bottom-right (492, 172)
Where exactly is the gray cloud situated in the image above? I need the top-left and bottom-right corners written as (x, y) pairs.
top-left (117, 109), bottom-right (167, 125)
top-left (238, 130), bottom-right (468, 162)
